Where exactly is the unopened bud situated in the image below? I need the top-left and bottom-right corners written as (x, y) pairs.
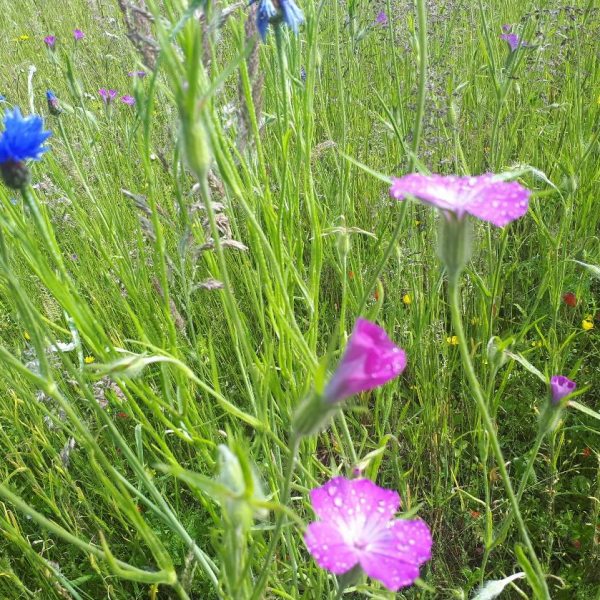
top-left (0, 159), bottom-right (31, 189)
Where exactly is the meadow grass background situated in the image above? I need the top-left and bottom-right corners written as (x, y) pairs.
top-left (0, 0), bottom-right (599, 598)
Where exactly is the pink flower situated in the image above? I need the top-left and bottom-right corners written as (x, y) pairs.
top-left (501, 33), bottom-right (525, 52)
top-left (121, 95), bottom-right (136, 106)
top-left (305, 477), bottom-right (432, 591)
top-left (323, 318), bottom-right (406, 404)
top-left (502, 24), bottom-right (511, 32)
top-left (99, 89), bottom-right (117, 104)
top-left (550, 376), bottom-right (576, 405)
top-left (375, 11), bottom-right (387, 25)
top-left (73, 29), bottom-right (85, 40)
top-left (128, 71), bottom-right (147, 78)
top-left (390, 173), bottom-right (531, 227)
top-left (44, 36), bottom-right (56, 50)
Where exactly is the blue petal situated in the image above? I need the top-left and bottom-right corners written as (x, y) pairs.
top-left (0, 107), bottom-right (52, 164)
top-left (46, 91), bottom-right (56, 100)
top-left (280, 0), bottom-right (304, 33)
top-left (257, 0), bottom-right (277, 39)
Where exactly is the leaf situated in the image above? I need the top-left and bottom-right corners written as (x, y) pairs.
top-left (472, 572), bottom-right (526, 600)
top-left (504, 351), bottom-right (546, 383)
top-left (572, 260), bottom-right (600, 280)
top-left (567, 401), bottom-right (600, 422)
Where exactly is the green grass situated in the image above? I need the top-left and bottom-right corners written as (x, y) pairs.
top-left (0, 0), bottom-right (599, 598)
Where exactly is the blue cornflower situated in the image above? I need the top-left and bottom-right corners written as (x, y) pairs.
top-left (250, 0), bottom-right (304, 40)
top-left (0, 94), bottom-right (6, 103)
top-left (0, 107), bottom-right (52, 188)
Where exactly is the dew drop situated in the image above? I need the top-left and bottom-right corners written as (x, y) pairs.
top-left (334, 496), bottom-right (343, 507)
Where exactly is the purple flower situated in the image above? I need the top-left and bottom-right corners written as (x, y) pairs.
top-left (390, 173), bottom-right (531, 227)
top-left (305, 477), bottom-right (432, 591)
top-left (99, 89), bottom-right (117, 105)
top-left (375, 11), bottom-right (387, 25)
top-left (128, 71), bottom-right (147, 78)
top-left (551, 376), bottom-right (576, 405)
top-left (121, 95), bottom-right (136, 106)
top-left (323, 318), bottom-right (406, 404)
top-left (501, 33), bottom-right (525, 52)
top-left (73, 29), bottom-right (85, 41)
top-left (300, 66), bottom-right (307, 82)
top-left (502, 24), bottom-right (511, 32)
top-left (44, 36), bottom-right (56, 51)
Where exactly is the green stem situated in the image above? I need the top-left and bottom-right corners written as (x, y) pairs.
top-left (410, 0), bottom-right (428, 170)
top-left (339, 412), bottom-right (358, 467)
top-left (249, 433), bottom-right (300, 600)
top-left (274, 24), bottom-right (289, 133)
top-left (448, 274), bottom-right (550, 599)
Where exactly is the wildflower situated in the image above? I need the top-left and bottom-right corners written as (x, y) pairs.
top-left (572, 540), bottom-right (581, 549)
top-left (582, 447), bottom-right (591, 458)
top-left (84, 356), bottom-right (95, 364)
top-left (375, 11), bottom-right (387, 25)
top-left (414, 220), bottom-right (421, 226)
top-left (563, 292), bottom-right (577, 307)
top-left (120, 95), bottom-right (136, 106)
top-left (501, 33), bottom-right (526, 52)
top-left (46, 91), bottom-right (62, 116)
top-left (0, 107), bottom-right (52, 189)
top-left (348, 269), bottom-right (354, 279)
top-left (583, 318), bottom-right (594, 331)
top-left (44, 36), bottom-right (56, 50)
top-left (390, 174), bottom-right (530, 228)
top-left (550, 375), bottom-right (576, 406)
top-left (403, 294), bottom-right (411, 305)
top-left (250, 0), bottom-right (304, 40)
top-left (471, 317), bottom-right (478, 325)
top-left (20, 35), bottom-right (29, 41)
top-left (98, 89), bottom-right (117, 105)
top-left (446, 336), bottom-right (458, 345)
top-left (118, 412), bottom-right (128, 418)
top-left (502, 24), bottom-right (511, 32)
top-left (470, 509), bottom-right (482, 518)
top-left (300, 66), bottom-right (307, 82)
top-left (128, 71), bottom-right (147, 78)
top-left (305, 477), bottom-right (432, 591)
top-left (0, 94), bottom-right (6, 103)
top-left (24, 332), bottom-right (31, 340)
top-left (73, 29), bottom-right (85, 40)
top-left (323, 318), bottom-right (406, 404)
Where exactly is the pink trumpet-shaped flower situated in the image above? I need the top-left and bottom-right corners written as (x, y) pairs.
top-left (305, 477), bottom-right (432, 591)
top-left (73, 29), bottom-right (85, 40)
top-left (390, 173), bottom-right (531, 227)
top-left (44, 36), bottom-right (56, 50)
top-left (323, 318), bottom-right (406, 404)
top-left (501, 33), bottom-right (525, 52)
top-left (120, 95), bottom-right (136, 106)
top-left (98, 89), bottom-right (117, 104)
top-left (550, 376), bottom-right (576, 405)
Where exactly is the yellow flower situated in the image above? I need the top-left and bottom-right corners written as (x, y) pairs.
top-left (598, 94), bottom-right (600, 106)
top-left (414, 220), bottom-right (421, 226)
top-left (582, 319), bottom-right (594, 331)
top-left (12, 37), bottom-right (19, 43)
top-left (24, 332), bottom-right (31, 340)
top-left (20, 35), bottom-right (29, 41)
top-left (446, 335), bottom-right (459, 345)
top-left (531, 340), bottom-right (543, 348)
top-left (84, 356), bottom-right (95, 364)
top-left (403, 294), bottom-right (411, 305)
top-left (471, 317), bottom-right (479, 325)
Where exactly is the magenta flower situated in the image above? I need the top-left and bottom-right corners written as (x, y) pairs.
top-left (44, 36), bottom-right (56, 50)
top-left (390, 173), bottom-right (531, 227)
top-left (98, 89), bottom-right (117, 105)
top-left (121, 95), bottom-right (136, 106)
top-left (305, 477), bottom-right (432, 591)
top-left (73, 29), bottom-right (85, 40)
top-left (502, 24), bottom-right (511, 32)
top-left (323, 318), bottom-right (406, 404)
top-left (128, 71), bottom-right (147, 78)
top-left (551, 376), bottom-right (576, 405)
top-left (501, 33), bottom-right (525, 52)
top-left (375, 11), bottom-right (387, 25)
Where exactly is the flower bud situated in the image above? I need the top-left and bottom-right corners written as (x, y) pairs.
top-left (0, 158), bottom-right (31, 189)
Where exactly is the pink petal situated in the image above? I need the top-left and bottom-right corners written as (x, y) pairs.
top-left (465, 176), bottom-right (530, 227)
top-left (310, 477), bottom-right (399, 523)
top-left (305, 521), bottom-right (358, 574)
top-left (324, 318), bottom-right (406, 403)
top-left (359, 519), bottom-right (432, 591)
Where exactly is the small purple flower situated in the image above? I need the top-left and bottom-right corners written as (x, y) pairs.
top-left (550, 376), bottom-right (576, 405)
top-left (305, 477), bottom-right (432, 591)
top-left (73, 29), bottom-right (85, 41)
top-left (300, 66), bottom-right (307, 82)
top-left (502, 24), bottom-right (511, 32)
top-left (121, 95), bottom-right (136, 106)
top-left (501, 33), bottom-right (525, 52)
top-left (44, 36), bottom-right (56, 51)
top-left (375, 11), bottom-right (387, 25)
top-left (324, 318), bottom-right (406, 404)
top-left (390, 173), bottom-right (531, 227)
top-left (128, 71), bottom-right (147, 78)
top-left (99, 89), bottom-right (117, 105)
